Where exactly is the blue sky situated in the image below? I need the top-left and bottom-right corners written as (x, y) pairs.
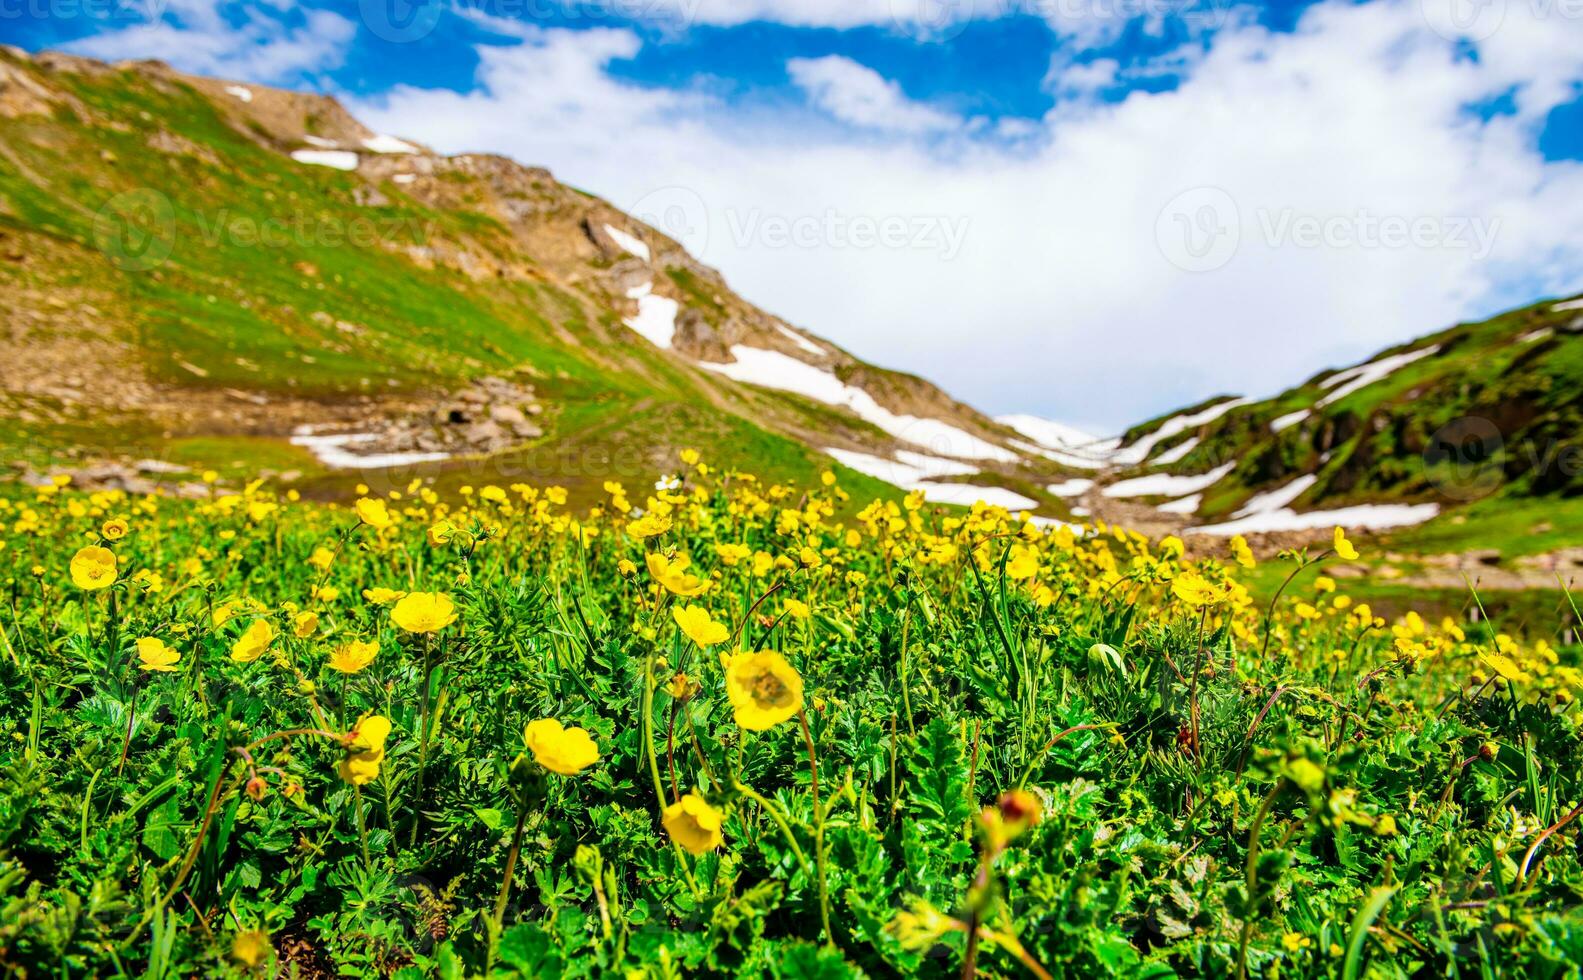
top-left (6, 0), bottom-right (1583, 432)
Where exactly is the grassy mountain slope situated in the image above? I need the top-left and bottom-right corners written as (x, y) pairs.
top-left (0, 48), bottom-right (1077, 509)
top-left (1093, 295), bottom-right (1583, 549)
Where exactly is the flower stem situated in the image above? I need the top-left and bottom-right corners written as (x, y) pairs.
top-left (409, 633), bottom-right (435, 847)
top-left (798, 709), bottom-right (835, 948)
top-left (354, 786), bottom-right (371, 866)
top-left (493, 790), bottom-right (532, 926)
top-left (733, 780), bottom-right (809, 873)
top-left (644, 635), bottom-right (703, 900)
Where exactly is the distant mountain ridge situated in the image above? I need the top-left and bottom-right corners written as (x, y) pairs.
top-left (1004, 296), bottom-right (1583, 539)
top-left (0, 46), bottom-right (1081, 511)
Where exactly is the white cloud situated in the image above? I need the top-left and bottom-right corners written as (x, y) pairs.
top-left (65, 0), bottom-right (354, 82)
top-left (350, 1), bottom-right (1583, 433)
top-left (787, 55), bottom-right (957, 133)
top-left (630, 0), bottom-right (953, 31)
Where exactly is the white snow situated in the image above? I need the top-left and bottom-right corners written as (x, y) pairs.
top-left (1151, 436), bottom-right (1199, 466)
top-left (622, 281), bottom-right (678, 349)
top-left (912, 482), bottom-right (1039, 511)
top-left (392, 173), bottom-right (416, 185)
top-left (1102, 462), bottom-right (1236, 498)
top-left (825, 447), bottom-right (974, 485)
top-left (1157, 494), bottom-right (1202, 515)
top-left (301, 135), bottom-right (338, 148)
top-left (1013, 440), bottom-right (1108, 470)
top-left (1316, 345), bottom-right (1440, 408)
top-left (362, 134), bottom-right (419, 154)
top-left (224, 84), bottom-right (253, 103)
top-left (603, 224), bottom-right (651, 262)
top-left (702, 347), bottom-right (1017, 461)
top-left (777, 325), bottom-right (826, 356)
top-left (1552, 298), bottom-right (1583, 312)
top-left (1271, 409), bottom-right (1310, 432)
top-left (1046, 478), bottom-right (1094, 497)
top-left (1232, 474), bottom-right (1317, 518)
top-left (998, 414), bottom-right (1102, 452)
top-left (291, 150), bottom-right (359, 171)
top-left (824, 448), bottom-right (1035, 510)
top-left (1519, 327), bottom-right (1553, 343)
top-left (1111, 399), bottom-right (1248, 466)
top-left (291, 432), bottom-right (449, 470)
top-left (1189, 502), bottom-right (1438, 536)
top-left (999, 414), bottom-right (1116, 468)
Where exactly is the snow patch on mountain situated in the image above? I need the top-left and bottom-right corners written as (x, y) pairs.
top-left (1152, 436), bottom-right (1200, 466)
top-left (824, 448), bottom-right (1035, 510)
top-left (1047, 478), bottom-right (1094, 497)
top-left (224, 84), bottom-right (252, 102)
top-left (291, 432), bottom-right (449, 469)
top-left (1233, 474), bottom-right (1317, 518)
top-left (603, 224), bottom-right (651, 262)
top-left (1271, 409), bottom-right (1309, 432)
top-left (704, 347), bottom-right (1017, 461)
top-left (1316, 346), bottom-right (1440, 408)
top-left (623, 281), bottom-right (678, 348)
top-left (291, 149), bottom-right (358, 171)
top-left (824, 448), bottom-right (974, 485)
top-left (912, 482), bottom-right (1038, 511)
top-left (1111, 399), bottom-right (1248, 466)
top-left (1014, 440), bottom-right (1108, 469)
top-left (1157, 493), bottom-right (1202, 514)
top-left (362, 134), bottom-right (419, 154)
top-left (1103, 461), bottom-right (1236, 498)
top-left (777, 325), bottom-right (826, 356)
top-left (1189, 502), bottom-right (1438, 536)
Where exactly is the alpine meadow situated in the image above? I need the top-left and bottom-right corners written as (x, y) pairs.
top-left (4, 4), bottom-right (1583, 979)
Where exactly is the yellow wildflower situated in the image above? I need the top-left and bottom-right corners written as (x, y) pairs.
top-left (70, 546), bottom-right (117, 591)
top-left (524, 719), bottom-right (600, 775)
top-left (724, 651), bottom-right (804, 730)
top-left (136, 637), bottom-right (181, 672)
top-left (354, 497), bottom-right (393, 529)
top-left (646, 553), bottom-right (710, 597)
top-left (390, 592), bottom-right (458, 633)
top-left (1333, 526), bottom-right (1358, 560)
top-left (328, 640), bottom-right (378, 674)
top-left (230, 619), bottom-right (277, 663)
top-left (628, 512), bottom-right (673, 539)
top-left (663, 793), bottom-right (724, 854)
top-left (672, 605), bottom-right (730, 646)
top-left (338, 714), bottom-right (392, 786)
top-left (1171, 571), bottom-right (1227, 607)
